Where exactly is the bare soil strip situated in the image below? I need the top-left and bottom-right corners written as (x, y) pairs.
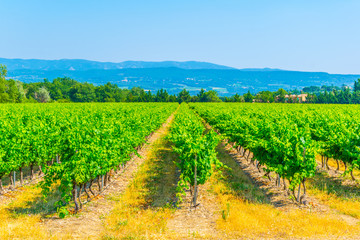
top-left (42, 112), bottom-right (177, 239)
top-left (167, 182), bottom-right (223, 239)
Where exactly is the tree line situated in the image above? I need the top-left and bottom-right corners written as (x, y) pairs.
top-left (225, 81), bottom-right (360, 104)
top-left (305, 81), bottom-right (360, 104)
top-left (1, 64), bottom-right (360, 104)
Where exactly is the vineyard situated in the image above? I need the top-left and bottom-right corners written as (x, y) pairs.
top-left (0, 103), bottom-right (177, 213)
top-left (1, 102), bottom-right (360, 239)
top-left (190, 103), bottom-right (360, 203)
top-left (169, 104), bottom-right (221, 207)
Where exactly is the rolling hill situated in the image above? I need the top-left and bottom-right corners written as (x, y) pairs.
top-left (1, 58), bottom-right (359, 96)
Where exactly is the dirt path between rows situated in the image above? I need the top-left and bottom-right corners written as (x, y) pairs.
top-left (42, 111), bottom-right (177, 239)
top-left (167, 181), bottom-right (223, 239)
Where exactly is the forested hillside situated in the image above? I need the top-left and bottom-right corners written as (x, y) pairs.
top-left (2, 58), bottom-right (360, 96)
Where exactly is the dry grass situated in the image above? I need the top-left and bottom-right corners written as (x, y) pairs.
top-left (307, 157), bottom-right (360, 220)
top-left (0, 185), bottom-right (64, 239)
top-left (102, 127), bottom-right (179, 240)
top-left (215, 193), bottom-right (360, 239)
top-left (0, 210), bottom-right (49, 240)
top-left (319, 157), bottom-right (360, 179)
top-left (310, 192), bottom-right (360, 219)
top-left (211, 145), bottom-right (360, 239)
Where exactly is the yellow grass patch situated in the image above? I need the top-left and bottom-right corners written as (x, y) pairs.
top-left (216, 195), bottom-right (359, 238)
top-left (0, 186), bottom-right (58, 239)
top-left (308, 156), bottom-right (360, 219)
top-left (312, 192), bottom-right (360, 219)
top-left (211, 161), bottom-right (360, 239)
top-left (102, 129), bottom-right (177, 240)
top-left (0, 209), bottom-right (49, 240)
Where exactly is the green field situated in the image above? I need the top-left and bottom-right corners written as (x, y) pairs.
top-left (1, 103), bottom-right (360, 239)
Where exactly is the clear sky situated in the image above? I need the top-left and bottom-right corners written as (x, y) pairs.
top-left (1, 0), bottom-right (359, 74)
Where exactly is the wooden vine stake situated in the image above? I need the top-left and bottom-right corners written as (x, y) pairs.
top-left (73, 182), bottom-right (79, 213)
top-left (192, 154), bottom-right (199, 209)
top-left (19, 167), bottom-right (23, 186)
top-left (297, 147), bottom-right (307, 204)
top-left (10, 171), bottom-right (16, 189)
top-left (101, 175), bottom-right (104, 191)
top-left (0, 176), bottom-right (3, 193)
top-left (97, 176), bottom-right (101, 191)
top-left (297, 182), bottom-right (301, 202)
top-left (30, 164), bottom-right (34, 180)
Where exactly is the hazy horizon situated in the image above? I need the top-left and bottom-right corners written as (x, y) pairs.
top-left (1, 0), bottom-right (359, 74)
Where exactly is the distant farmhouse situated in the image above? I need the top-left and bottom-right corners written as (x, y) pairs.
top-left (285, 94), bottom-right (308, 103)
top-left (254, 93), bottom-right (308, 103)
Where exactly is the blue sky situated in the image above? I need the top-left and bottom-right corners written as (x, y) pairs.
top-left (1, 0), bottom-right (359, 73)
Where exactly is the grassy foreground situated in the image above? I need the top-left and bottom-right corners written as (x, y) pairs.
top-left (101, 121), bottom-right (179, 239)
top-left (307, 158), bottom-right (360, 219)
top-left (0, 185), bottom-right (63, 239)
top-left (210, 144), bottom-right (360, 239)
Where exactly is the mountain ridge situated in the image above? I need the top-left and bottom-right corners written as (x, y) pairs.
top-left (1, 58), bottom-right (360, 96)
top-left (0, 58), bottom-right (236, 71)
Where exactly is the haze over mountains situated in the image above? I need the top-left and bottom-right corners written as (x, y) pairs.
top-left (0, 58), bottom-right (235, 71)
top-left (1, 58), bottom-right (359, 96)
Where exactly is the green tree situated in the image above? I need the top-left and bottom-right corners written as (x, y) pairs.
top-left (95, 82), bottom-right (118, 102)
top-left (0, 65), bottom-right (9, 102)
top-left (306, 93), bottom-right (317, 103)
top-left (155, 89), bottom-right (169, 102)
top-left (130, 87), bottom-right (144, 101)
top-left (34, 87), bottom-right (51, 103)
top-left (46, 77), bottom-right (78, 100)
top-left (354, 79), bottom-right (360, 92)
top-left (168, 94), bottom-right (177, 102)
top-left (145, 90), bottom-right (153, 102)
top-left (223, 97), bottom-right (232, 102)
top-left (276, 88), bottom-right (287, 103)
top-left (203, 90), bottom-right (221, 102)
top-left (232, 93), bottom-right (243, 102)
top-left (302, 86), bottom-right (320, 93)
top-left (243, 90), bottom-right (254, 103)
top-left (256, 91), bottom-right (274, 103)
top-left (7, 79), bottom-right (20, 103)
top-left (177, 89), bottom-right (191, 103)
top-left (197, 88), bottom-right (206, 102)
top-left (15, 81), bottom-right (27, 102)
top-left (126, 92), bottom-right (135, 102)
top-left (69, 83), bottom-right (96, 102)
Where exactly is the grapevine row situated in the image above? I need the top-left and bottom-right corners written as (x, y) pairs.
top-left (190, 103), bottom-right (360, 202)
top-left (169, 103), bottom-right (221, 207)
top-left (190, 103), bottom-right (319, 203)
top-left (0, 103), bottom-right (177, 213)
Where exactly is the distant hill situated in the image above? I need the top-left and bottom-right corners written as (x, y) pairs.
top-left (0, 58), bottom-right (235, 71)
top-left (1, 58), bottom-right (360, 96)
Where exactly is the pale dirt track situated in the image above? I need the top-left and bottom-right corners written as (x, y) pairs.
top-left (167, 181), bottom-right (224, 239)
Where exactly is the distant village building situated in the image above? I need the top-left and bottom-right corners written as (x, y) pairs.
top-left (285, 94), bottom-right (308, 103)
